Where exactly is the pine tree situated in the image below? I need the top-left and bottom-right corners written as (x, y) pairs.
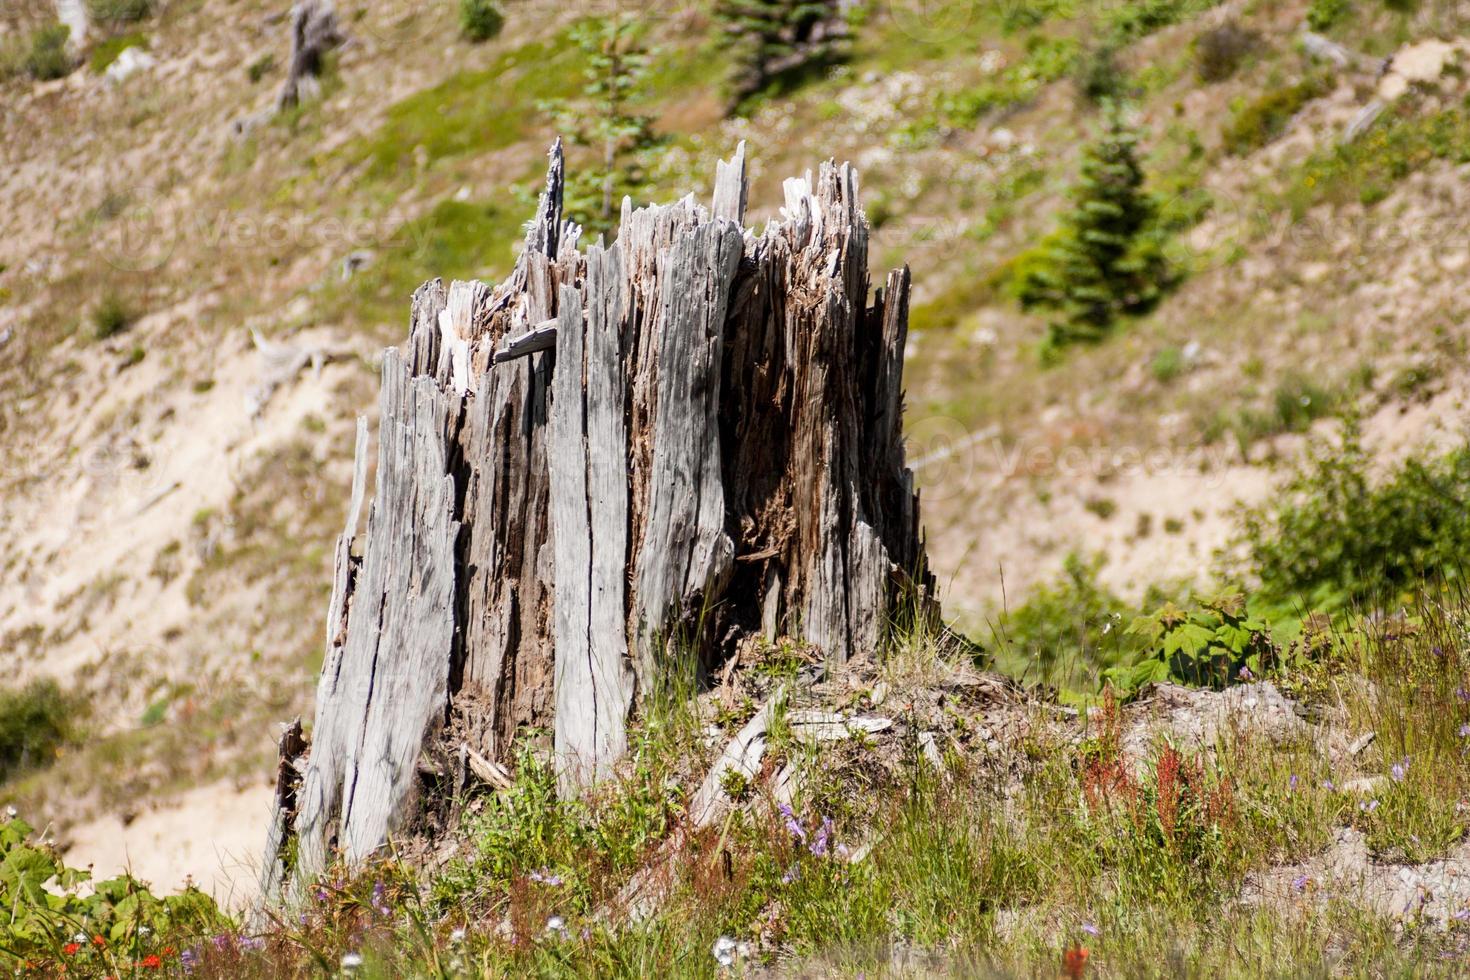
top-left (1018, 103), bottom-right (1170, 354)
top-left (540, 16), bottom-right (661, 235)
top-left (715, 0), bottom-right (848, 111)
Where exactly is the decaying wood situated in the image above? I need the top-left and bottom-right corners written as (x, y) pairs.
top-left (277, 0), bottom-right (344, 110)
top-left (261, 138), bottom-right (937, 899)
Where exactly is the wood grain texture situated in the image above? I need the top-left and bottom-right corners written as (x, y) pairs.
top-left (262, 142), bottom-right (936, 897)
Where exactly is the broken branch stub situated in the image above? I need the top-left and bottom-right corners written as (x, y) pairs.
top-left (260, 140), bottom-right (937, 899)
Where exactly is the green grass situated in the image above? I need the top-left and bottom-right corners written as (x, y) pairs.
top-left (346, 30), bottom-right (585, 180)
top-left (0, 680), bottom-right (78, 783)
top-left (316, 195), bottom-right (527, 333)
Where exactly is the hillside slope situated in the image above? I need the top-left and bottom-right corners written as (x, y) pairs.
top-left (4, 0), bottom-right (1470, 910)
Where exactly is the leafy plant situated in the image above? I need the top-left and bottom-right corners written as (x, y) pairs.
top-left (1015, 103), bottom-right (1173, 355)
top-left (1241, 421), bottom-right (1470, 612)
top-left (25, 24), bottom-right (73, 81)
top-left (0, 816), bottom-right (227, 968)
top-left (0, 680), bottom-right (76, 782)
top-left (88, 32), bottom-right (147, 74)
top-left (459, 0), bottom-right (505, 43)
top-left (1111, 592), bottom-right (1276, 691)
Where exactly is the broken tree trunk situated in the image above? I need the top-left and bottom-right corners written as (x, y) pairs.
top-left (277, 0), bottom-right (343, 110)
top-left (260, 141), bottom-right (936, 900)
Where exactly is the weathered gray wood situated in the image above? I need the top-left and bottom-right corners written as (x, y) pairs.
top-left (492, 319), bottom-right (560, 364)
top-left (262, 141), bottom-right (937, 897)
top-left (289, 352), bottom-right (460, 882)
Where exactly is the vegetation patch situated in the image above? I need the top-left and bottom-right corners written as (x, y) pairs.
top-left (0, 680), bottom-right (78, 783)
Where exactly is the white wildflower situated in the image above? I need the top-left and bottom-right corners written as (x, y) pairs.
top-left (341, 951), bottom-right (363, 971)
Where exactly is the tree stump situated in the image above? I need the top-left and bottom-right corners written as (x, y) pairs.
top-left (260, 142), bottom-right (937, 900)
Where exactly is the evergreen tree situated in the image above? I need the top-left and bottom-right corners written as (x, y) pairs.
top-left (1017, 103), bottom-right (1170, 354)
top-left (540, 16), bottom-right (661, 235)
top-left (715, 0), bottom-right (848, 111)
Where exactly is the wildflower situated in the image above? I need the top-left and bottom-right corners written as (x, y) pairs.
top-left (4, 805), bottom-right (15, 819)
top-left (1238, 665), bottom-right (1253, 682)
top-left (1289, 774), bottom-right (1299, 792)
top-left (810, 816), bottom-right (834, 857)
top-left (1392, 758), bottom-right (1409, 783)
top-left (781, 865), bottom-right (799, 884)
top-left (1063, 946), bottom-right (1090, 979)
top-left (341, 951), bottom-right (363, 972)
top-left (180, 949), bottom-right (198, 971)
top-left (1322, 778), bottom-right (1335, 791)
top-left (1455, 907), bottom-right (1470, 922)
top-left (1460, 724), bottom-right (1470, 738)
top-left (139, 955), bottom-right (162, 969)
top-left (237, 936), bottom-right (266, 953)
top-left (93, 935), bottom-right (107, 948)
top-left (1360, 798), bottom-right (1379, 813)
top-left (449, 928), bottom-right (466, 944)
top-left (1081, 921), bottom-right (1100, 936)
top-left (779, 803), bottom-right (806, 843)
top-left (62, 943), bottom-right (80, 956)
top-left (529, 868), bottom-right (564, 886)
top-left (1292, 874), bottom-right (1310, 893)
top-left (545, 915), bottom-right (568, 938)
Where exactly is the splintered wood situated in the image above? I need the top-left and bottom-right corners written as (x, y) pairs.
top-left (261, 140), bottom-right (937, 899)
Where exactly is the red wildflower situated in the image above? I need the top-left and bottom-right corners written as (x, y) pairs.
top-left (1063, 946), bottom-right (1090, 978)
top-left (92, 935), bottom-right (106, 947)
top-left (63, 943), bottom-right (80, 955)
top-left (140, 954), bottom-right (162, 969)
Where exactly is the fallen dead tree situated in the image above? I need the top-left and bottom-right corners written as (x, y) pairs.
top-left (260, 141), bottom-right (937, 902)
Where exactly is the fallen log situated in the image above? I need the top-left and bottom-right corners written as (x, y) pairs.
top-left (260, 140), bottom-right (938, 900)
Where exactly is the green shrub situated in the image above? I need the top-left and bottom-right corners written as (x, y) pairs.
top-left (0, 680), bottom-right (75, 782)
top-left (1111, 591), bottom-right (1276, 691)
top-left (987, 553), bottom-right (1147, 695)
top-left (25, 24), bottom-right (73, 81)
top-left (459, 0), bottom-right (505, 43)
top-left (1241, 421), bottom-right (1470, 611)
top-left (1151, 345), bottom-right (1185, 382)
top-left (1223, 74), bottom-right (1331, 155)
top-left (1194, 22), bottom-right (1258, 83)
top-left (246, 52), bottom-right (275, 83)
top-left (1074, 45), bottom-right (1126, 105)
top-left (91, 293), bottom-right (135, 339)
top-left (1307, 0), bottom-right (1352, 30)
top-left (86, 0), bottom-right (150, 23)
top-left (88, 32), bottom-right (146, 74)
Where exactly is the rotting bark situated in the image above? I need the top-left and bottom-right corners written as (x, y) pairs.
top-left (260, 140), bottom-right (938, 900)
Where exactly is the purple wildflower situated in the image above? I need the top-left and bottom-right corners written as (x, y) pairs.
top-left (779, 803), bottom-right (806, 843)
top-left (1391, 758), bottom-right (1409, 783)
top-left (782, 865), bottom-right (800, 884)
top-left (1460, 724), bottom-right (1470, 738)
top-left (810, 816), bottom-right (834, 857)
top-left (1238, 665), bottom-right (1253, 682)
top-left (529, 868), bottom-right (565, 886)
top-left (372, 880), bottom-right (390, 916)
top-left (180, 949), bottom-right (198, 974)
top-left (1289, 774), bottom-right (1299, 791)
top-left (1292, 874), bottom-right (1309, 893)
top-left (1081, 922), bottom-right (1100, 936)
top-left (1321, 778), bottom-right (1335, 791)
top-left (1360, 798), bottom-right (1379, 813)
